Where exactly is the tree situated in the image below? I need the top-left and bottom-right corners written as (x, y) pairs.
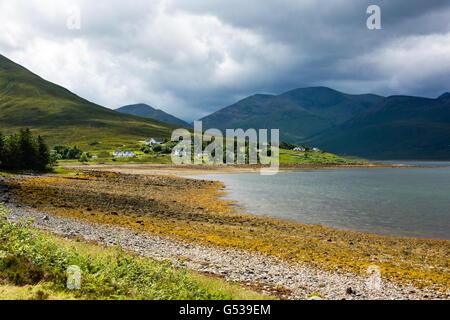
top-left (2, 134), bottom-right (21, 170)
top-left (79, 153), bottom-right (89, 163)
top-left (19, 128), bottom-right (37, 169)
top-left (0, 129), bottom-right (53, 172)
top-left (53, 145), bottom-right (83, 160)
top-left (36, 136), bottom-right (51, 171)
top-left (153, 145), bottom-right (162, 152)
top-left (0, 132), bottom-right (4, 166)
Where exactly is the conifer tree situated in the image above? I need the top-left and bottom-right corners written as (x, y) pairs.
top-left (19, 128), bottom-right (37, 169)
top-left (0, 131), bottom-right (4, 166)
top-left (37, 135), bottom-right (50, 171)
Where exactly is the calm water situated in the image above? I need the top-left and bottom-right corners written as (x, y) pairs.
top-left (188, 166), bottom-right (450, 240)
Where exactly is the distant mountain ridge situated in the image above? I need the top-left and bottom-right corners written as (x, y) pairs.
top-left (306, 95), bottom-right (450, 159)
top-left (116, 104), bottom-right (191, 128)
top-left (200, 87), bottom-right (450, 159)
top-left (200, 87), bottom-right (384, 142)
top-left (438, 92), bottom-right (450, 99)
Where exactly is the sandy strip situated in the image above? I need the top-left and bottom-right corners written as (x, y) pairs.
top-left (61, 162), bottom-right (429, 176)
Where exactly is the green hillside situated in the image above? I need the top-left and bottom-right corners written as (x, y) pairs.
top-left (116, 104), bottom-right (191, 128)
top-left (200, 87), bottom-right (384, 142)
top-left (0, 54), bottom-right (178, 151)
top-left (307, 95), bottom-right (450, 159)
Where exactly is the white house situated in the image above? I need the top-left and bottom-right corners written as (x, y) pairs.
top-left (145, 138), bottom-right (164, 146)
top-left (312, 147), bottom-right (321, 152)
top-left (173, 150), bottom-right (187, 157)
top-left (91, 156), bottom-right (99, 159)
top-left (293, 147), bottom-right (306, 152)
top-left (196, 153), bottom-right (210, 158)
top-left (113, 151), bottom-right (135, 158)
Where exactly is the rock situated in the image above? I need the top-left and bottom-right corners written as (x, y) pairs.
top-left (346, 287), bottom-right (355, 295)
top-left (43, 215), bottom-right (49, 221)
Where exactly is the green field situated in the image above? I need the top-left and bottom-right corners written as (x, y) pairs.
top-left (57, 148), bottom-right (363, 166)
top-left (279, 149), bottom-right (365, 164)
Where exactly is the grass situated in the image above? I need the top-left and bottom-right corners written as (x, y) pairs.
top-left (0, 54), bottom-right (179, 151)
top-left (57, 148), bottom-right (362, 166)
top-left (0, 171), bottom-right (13, 177)
top-left (50, 166), bottom-right (80, 176)
top-left (279, 149), bottom-right (366, 164)
top-left (0, 204), bottom-right (274, 300)
top-left (0, 283), bottom-right (77, 300)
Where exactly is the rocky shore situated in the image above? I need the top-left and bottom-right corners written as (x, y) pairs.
top-left (62, 162), bottom-right (431, 176)
top-left (3, 201), bottom-right (442, 300)
top-left (0, 174), bottom-right (449, 300)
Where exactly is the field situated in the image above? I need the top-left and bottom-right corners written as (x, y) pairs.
top-left (57, 146), bottom-right (365, 166)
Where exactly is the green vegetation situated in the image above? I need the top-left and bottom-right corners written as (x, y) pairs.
top-left (56, 137), bottom-right (359, 165)
top-left (0, 54), bottom-right (178, 151)
top-left (279, 148), bottom-right (364, 164)
top-left (0, 129), bottom-right (54, 171)
top-left (0, 204), bottom-right (273, 300)
top-left (53, 145), bottom-right (84, 160)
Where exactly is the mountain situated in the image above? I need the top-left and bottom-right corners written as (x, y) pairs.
top-left (307, 95), bottom-right (450, 159)
top-left (438, 92), bottom-right (450, 99)
top-left (116, 104), bottom-right (191, 128)
top-left (200, 87), bottom-right (384, 142)
top-left (0, 54), bottom-right (177, 149)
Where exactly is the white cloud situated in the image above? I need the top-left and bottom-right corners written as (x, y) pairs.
top-left (1, 0), bottom-right (450, 120)
top-left (337, 33), bottom-right (450, 95)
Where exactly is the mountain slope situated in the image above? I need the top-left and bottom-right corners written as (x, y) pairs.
top-left (200, 87), bottom-right (384, 142)
top-left (438, 92), bottom-right (450, 99)
top-left (0, 54), bottom-right (177, 148)
top-left (307, 95), bottom-right (450, 159)
top-left (116, 104), bottom-right (191, 128)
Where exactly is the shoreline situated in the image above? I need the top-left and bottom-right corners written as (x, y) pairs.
top-left (3, 201), bottom-right (432, 300)
top-left (2, 171), bottom-right (448, 299)
top-left (60, 162), bottom-right (441, 176)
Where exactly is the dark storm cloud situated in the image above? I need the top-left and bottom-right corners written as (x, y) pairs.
top-left (0, 0), bottom-right (449, 121)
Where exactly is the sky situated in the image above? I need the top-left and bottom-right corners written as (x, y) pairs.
top-left (1, 0), bottom-right (450, 121)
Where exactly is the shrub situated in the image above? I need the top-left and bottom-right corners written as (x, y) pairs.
top-left (53, 145), bottom-right (83, 160)
top-left (152, 145), bottom-right (162, 152)
top-left (79, 153), bottom-right (89, 163)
